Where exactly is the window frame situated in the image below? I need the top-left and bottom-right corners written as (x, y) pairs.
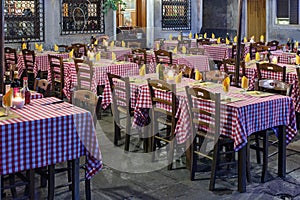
top-left (4, 0), bottom-right (45, 43)
top-left (161, 0), bottom-right (191, 31)
top-left (60, 0), bottom-right (105, 35)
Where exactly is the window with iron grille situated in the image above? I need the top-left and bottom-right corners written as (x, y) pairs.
top-left (161, 0), bottom-right (191, 31)
top-left (61, 0), bottom-right (105, 35)
top-left (4, 0), bottom-right (44, 43)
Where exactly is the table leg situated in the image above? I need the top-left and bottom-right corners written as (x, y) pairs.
top-left (278, 125), bottom-right (286, 178)
top-left (238, 144), bottom-right (246, 193)
top-left (0, 175), bottom-right (2, 200)
top-left (72, 158), bottom-right (80, 200)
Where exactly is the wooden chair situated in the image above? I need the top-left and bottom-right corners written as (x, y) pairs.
top-left (249, 42), bottom-right (267, 59)
top-left (74, 59), bottom-right (93, 91)
top-left (222, 58), bottom-right (246, 87)
top-left (154, 49), bottom-right (173, 65)
top-left (266, 40), bottom-right (279, 51)
top-left (256, 62), bottom-right (286, 82)
top-left (154, 38), bottom-right (165, 49)
top-left (185, 86), bottom-right (237, 190)
top-left (48, 54), bottom-right (64, 99)
top-left (34, 78), bottom-right (51, 97)
top-left (147, 79), bottom-right (177, 170)
top-left (132, 48), bottom-right (147, 65)
top-left (4, 47), bottom-right (18, 74)
top-left (250, 79), bottom-right (293, 183)
top-left (71, 43), bottom-right (88, 58)
top-left (178, 40), bottom-right (192, 52)
top-left (174, 64), bottom-right (194, 78)
top-left (107, 73), bottom-right (134, 151)
top-left (231, 43), bottom-right (245, 59)
top-left (21, 49), bottom-right (35, 90)
top-left (188, 47), bottom-right (205, 55)
top-left (196, 38), bottom-right (211, 47)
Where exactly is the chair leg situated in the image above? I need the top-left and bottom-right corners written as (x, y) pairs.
top-left (48, 164), bottom-right (55, 200)
top-left (261, 133), bottom-right (269, 183)
top-left (167, 140), bottom-right (175, 170)
top-left (190, 139), bottom-right (197, 181)
top-left (151, 136), bottom-right (156, 162)
top-left (255, 134), bottom-right (261, 164)
top-left (114, 122), bottom-right (121, 146)
top-left (85, 178), bottom-right (91, 200)
top-left (8, 174), bottom-right (17, 198)
top-left (209, 141), bottom-right (221, 191)
top-left (67, 161), bottom-right (72, 191)
top-left (124, 118), bottom-right (131, 151)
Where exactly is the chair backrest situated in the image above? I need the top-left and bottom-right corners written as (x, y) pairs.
top-left (34, 78), bottom-right (51, 97)
top-left (222, 58), bottom-right (246, 86)
top-left (203, 70), bottom-right (226, 83)
top-left (185, 86), bottom-right (220, 138)
top-left (4, 47), bottom-right (18, 72)
top-left (178, 40), bottom-right (192, 52)
top-left (73, 90), bottom-right (99, 126)
top-left (74, 58), bottom-right (93, 90)
top-left (188, 47), bottom-right (205, 55)
top-left (107, 73), bottom-right (131, 121)
top-left (154, 38), bottom-right (165, 49)
top-left (266, 40), bottom-right (279, 50)
top-left (147, 78), bottom-right (177, 133)
top-left (22, 49), bottom-right (35, 73)
top-left (196, 38), bottom-right (211, 47)
top-left (132, 48), bottom-right (147, 64)
top-left (154, 49), bottom-right (173, 65)
top-left (231, 43), bottom-right (245, 59)
top-left (256, 79), bottom-right (293, 96)
top-left (249, 42), bottom-right (267, 59)
top-left (48, 54), bottom-right (64, 99)
top-left (174, 64), bottom-right (193, 78)
top-left (256, 62), bottom-right (286, 82)
top-left (71, 43), bottom-right (88, 57)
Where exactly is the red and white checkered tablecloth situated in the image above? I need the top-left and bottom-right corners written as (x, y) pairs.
top-left (103, 74), bottom-right (297, 150)
top-left (153, 40), bottom-right (197, 51)
top-left (243, 62), bottom-right (300, 112)
top-left (62, 59), bottom-right (139, 99)
top-left (271, 50), bottom-right (296, 64)
top-left (173, 54), bottom-right (210, 72)
top-left (0, 97), bottom-right (102, 178)
top-left (202, 44), bottom-right (231, 61)
top-left (17, 51), bottom-right (69, 78)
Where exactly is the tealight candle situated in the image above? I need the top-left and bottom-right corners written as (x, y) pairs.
top-left (272, 56), bottom-right (278, 64)
top-left (13, 96), bottom-right (25, 109)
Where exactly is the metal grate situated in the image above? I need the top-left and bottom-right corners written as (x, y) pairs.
top-left (4, 0), bottom-right (44, 43)
top-left (161, 0), bottom-right (191, 31)
top-left (61, 0), bottom-right (105, 35)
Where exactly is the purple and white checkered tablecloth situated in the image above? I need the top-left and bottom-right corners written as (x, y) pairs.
top-left (100, 47), bottom-right (132, 61)
top-left (0, 97), bottom-right (102, 179)
top-left (271, 50), bottom-right (296, 64)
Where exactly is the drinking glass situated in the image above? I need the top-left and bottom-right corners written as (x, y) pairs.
top-left (241, 78), bottom-right (249, 93)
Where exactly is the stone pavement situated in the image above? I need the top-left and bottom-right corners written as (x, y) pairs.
top-left (2, 112), bottom-right (300, 200)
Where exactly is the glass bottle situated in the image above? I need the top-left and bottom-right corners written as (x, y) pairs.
top-left (4, 72), bottom-right (11, 94)
top-left (23, 77), bottom-right (31, 105)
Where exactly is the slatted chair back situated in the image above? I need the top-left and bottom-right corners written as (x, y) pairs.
top-left (21, 49), bottom-right (36, 89)
top-left (266, 40), bottom-right (279, 51)
top-left (34, 79), bottom-right (51, 97)
top-left (222, 58), bottom-right (246, 87)
top-left (154, 49), bottom-right (173, 65)
top-left (74, 58), bottom-right (94, 91)
top-left (4, 47), bottom-right (18, 73)
top-left (48, 54), bottom-right (64, 99)
top-left (107, 73), bottom-right (133, 151)
top-left (132, 48), bottom-right (147, 65)
top-left (256, 62), bottom-right (286, 82)
top-left (73, 90), bottom-right (100, 126)
top-left (174, 64), bottom-right (194, 78)
top-left (71, 43), bottom-right (88, 57)
top-left (178, 40), bottom-right (192, 52)
top-left (231, 43), bottom-right (245, 59)
top-left (147, 78), bottom-right (177, 170)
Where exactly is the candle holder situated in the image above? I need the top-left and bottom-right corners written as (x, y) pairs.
top-left (12, 88), bottom-right (25, 109)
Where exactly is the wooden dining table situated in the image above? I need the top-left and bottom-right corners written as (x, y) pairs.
top-left (0, 97), bottom-right (102, 199)
top-left (102, 73), bottom-right (297, 192)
